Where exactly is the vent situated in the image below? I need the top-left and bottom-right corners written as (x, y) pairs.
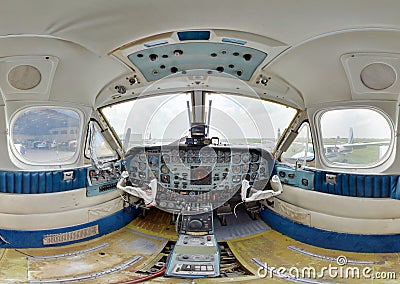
top-left (8, 65), bottom-right (41, 90)
top-left (360, 62), bottom-right (396, 90)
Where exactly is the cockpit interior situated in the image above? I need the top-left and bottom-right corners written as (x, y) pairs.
top-left (2, 1), bottom-right (400, 283)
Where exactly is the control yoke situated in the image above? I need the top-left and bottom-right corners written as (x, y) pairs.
top-left (241, 175), bottom-right (283, 202)
top-left (117, 171), bottom-right (157, 206)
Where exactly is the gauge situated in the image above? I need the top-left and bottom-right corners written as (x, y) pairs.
top-left (232, 154), bottom-right (241, 164)
top-left (161, 165), bottom-right (170, 174)
top-left (224, 155), bottom-right (231, 163)
top-left (171, 149), bottom-right (179, 156)
top-left (179, 150), bottom-right (186, 157)
top-left (187, 149), bottom-right (194, 156)
top-left (162, 154), bottom-right (170, 163)
top-left (161, 174), bottom-right (170, 183)
top-left (242, 164), bottom-right (250, 173)
top-left (171, 156), bottom-right (179, 163)
top-left (232, 165), bottom-right (241, 174)
top-left (242, 153), bottom-right (251, 163)
top-left (251, 152), bottom-right (259, 162)
top-left (138, 162), bottom-right (146, 171)
top-left (217, 156), bottom-right (224, 163)
top-left (201, 156), bottom-right (210, 163)
top-left (139, 153), bottom-right (147, 162)
top-left (217, 150), bottom-right (224, 157)
top-left (200, 147), bottom-right (212, 156)
top-left (203, 150), bottom-right (211, 157)
top-left (138, 172), bottom-right (146, 179)
top-left (187, 157), bottom-right (194, 163)
top-left (191, 167), bottom-right (210, 181)
top-left (251, 163), bottom-right (259, 172)
top-left (232, 175), bottom-right (241, 183)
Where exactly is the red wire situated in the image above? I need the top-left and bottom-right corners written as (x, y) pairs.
top-left (113, 266), bottom-right (166, 284)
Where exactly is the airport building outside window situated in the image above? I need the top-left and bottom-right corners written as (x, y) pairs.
top-left (11, 107), bottom-right (81, 164)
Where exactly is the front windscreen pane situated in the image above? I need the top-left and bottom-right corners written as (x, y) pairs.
top-left (102, 93), bottom-right (191, 148)
top-left (101, 92), bottom-right (297, 151)
top-left (11, 107), bottom-right (81, 164)
top-left (320, 108), bottom-right (392, 166)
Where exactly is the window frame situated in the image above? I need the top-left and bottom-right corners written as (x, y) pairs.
top-left (281, 122), bottom-right (315, 165)
top-left (316, 106), bottom-right (394, 169)
top-left (9, 106), bottom-right (84, 166)
top-left (83, 119), bottom-right (119, 161)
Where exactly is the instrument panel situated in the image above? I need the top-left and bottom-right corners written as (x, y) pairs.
top-left (124, 145), bottom-right (274, 212)
top-left (86, 162), bottom-right (121, 197)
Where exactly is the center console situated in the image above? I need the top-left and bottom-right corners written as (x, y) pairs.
top-left (165, 205), bottom-right (220, 278)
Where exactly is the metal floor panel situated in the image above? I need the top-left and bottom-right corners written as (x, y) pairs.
top-left (2, 209), bottom-right (400, 283)
top-left (24, 228), bottom-right (167, 283)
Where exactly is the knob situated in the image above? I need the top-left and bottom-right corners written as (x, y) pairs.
top-left (188, 219), bottom-right (203, 230)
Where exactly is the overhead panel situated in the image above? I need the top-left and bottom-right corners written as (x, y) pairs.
top-left (127, 42), bottom-right (267, 81)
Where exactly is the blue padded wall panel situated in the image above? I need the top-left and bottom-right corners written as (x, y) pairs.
top-left (356, 176), bottom-right (364, 197)
top-left (390, 176), bottom-right (398, 199)
top-left (14, 173), bottom-right (22, 194)
top-left (31, 172), bottom-right (39, 194)
top-left (392, 178), bottom-right (400, 200)
top-left (341, 174), bottom-right (349, 196)
top-left (38, 172), bottom-right (45, 193)
top-left (23, 172), bottom-right (31, 194)
top-left (0, 172), bottom-right (5, 193)
top-left (0, 168), bottom-right (87, 194)
top-left (327, 182), bottom-right (335, 194)
top-left (6, 173), bottom-right (14, 193)
top-left (373, 177), bottom-right (381, 198)
top-left (275, 163), bottom-right (400, 199)
top-left (383, 177), bottom-right (389, 197)
top-left (364, 176), bottom-right (378, 197)
top-left (53, 171), bottom-right (61, 192)
top-left (77, 168), bottom-right (86, 189)
top-left (45, 172), bottom-right (53, 193)
top-left (334, 174), bottom-right (341, 195)
top-left (348, 175), bottom-right (356, 197)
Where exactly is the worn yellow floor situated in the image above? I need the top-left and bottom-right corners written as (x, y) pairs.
top-left (1, 209), bottom-right (400, 283)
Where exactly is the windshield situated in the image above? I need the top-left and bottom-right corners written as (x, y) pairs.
top-left (101, 92), bottom-right (297, 151)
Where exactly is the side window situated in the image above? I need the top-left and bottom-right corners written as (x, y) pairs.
top-left (85, 121), bottom-right (118, 161)
top-left (320, 108), bottom-right (392, 166)
top-left (11, 107), bottom-right (81, 164)
top-left (281, 123), bottom-right (314, 165)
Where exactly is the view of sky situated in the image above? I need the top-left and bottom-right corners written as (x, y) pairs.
top-left (101, 93), bottom-right (297, 145)
top-left (320, 108), bottom-right (392, 139)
